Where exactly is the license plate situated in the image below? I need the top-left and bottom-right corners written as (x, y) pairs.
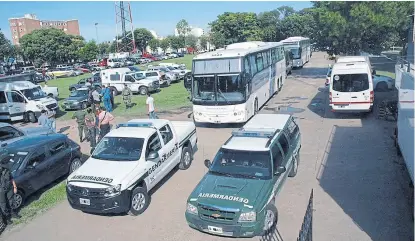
top-left (208, 226), bottom-right (223, 234)
top-left (79, 198), bottom-right (90, 205)
top-left (335, 104), bottom-right (348, 108)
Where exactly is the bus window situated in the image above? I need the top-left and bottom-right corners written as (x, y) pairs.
top-left (244, 57), bottom-right (250, 76)
top-left (271, 49), bottom-right (276, 64)
top-left (249, 55), bottom-right (257, 76)
top-left (256, 53), bottom-right (264, 72)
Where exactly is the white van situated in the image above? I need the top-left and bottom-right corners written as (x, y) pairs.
top-left (329, 61), bottom-right (374, 113)
top-left (0, 81), bottom-right (59, 122)
top-left (336, 56), bottom-right (375, 74)
top-left (100, 68), bottom-right (160, 95)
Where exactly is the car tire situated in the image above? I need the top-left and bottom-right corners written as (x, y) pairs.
top-left (376, 82), bottom-right (388, 92)
top-left (179, 146), bottom-right (193, 170)
top-left (11, 190), bottom-right (24, 210)
top-left (262, 204), bottom-right (278, 235)
top-left (128, 187), bottom-right (150, 216)
top-left (69, 158), bottom-right (82, 174)
top-left (81, 102), bottom-right (87, 110)
top-left (288, 152), bottom-right (300, 177)
top-left (139, 86), bottom-right (148, 95)
top-left (27, 112), bottom-right (37, 123)
top-left (111, 87), bottom-right (118, 96)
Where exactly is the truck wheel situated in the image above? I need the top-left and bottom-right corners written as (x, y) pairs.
top-left (111, 87), bottom-right (118, 96)
top-left (262, 204), bottom-right (278, 235)
top-left (69, 158), bottom-right (82, 174)
top-left (289, 153), bottom-right (299, 177)
top-left (179, 146), bottom-right (193, 170)
top-left (376, 82), bottom-right (388, 92)
top-left (139, 86), bottom-right (148, 95)
top-left (128, 187), bottom-right (150, 216)
top-left (27, 112), bottom-right (37, 123)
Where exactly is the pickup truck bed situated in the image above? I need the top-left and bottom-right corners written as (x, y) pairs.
top-left (170, 121), bottom-right (197, 147)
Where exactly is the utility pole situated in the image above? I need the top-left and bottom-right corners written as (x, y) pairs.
top-left (115, 1), bottom-right (136, 53)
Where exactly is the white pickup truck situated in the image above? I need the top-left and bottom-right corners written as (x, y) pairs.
top-left (66, 119), bottom-right (198, 215)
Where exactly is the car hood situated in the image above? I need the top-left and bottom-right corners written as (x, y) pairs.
top-left (65, 96), bottom-right (86, 102)
top-left (189, 173), bottom-right (268, 209)
top-left (67, 157), bottom-right (141, 187)
top-left (34, 96), bottom-right (56, 105)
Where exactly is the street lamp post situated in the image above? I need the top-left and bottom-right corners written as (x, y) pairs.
top-left (94, 23), bottom-right (99, 43)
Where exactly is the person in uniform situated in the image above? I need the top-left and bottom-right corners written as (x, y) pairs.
top-left (72, 109), bottom-right (87, 142)
top-left (122, 84), bottom-right (132, 109)
top-left (0, 150), bottom-right (20, 225)
top-left (84, 108), bottom-right (97, 148)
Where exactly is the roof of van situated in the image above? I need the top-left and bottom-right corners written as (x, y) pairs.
top-left (222, 114), bottom-right (291, 151)
top-left (0, 81), bottom-right (38, 91)
top-left (332, 62), bottom-right (371, 74)
top-left (336, 56), bottom-right (369, 63)
top-left (194, 41), bottom-right (283, 60)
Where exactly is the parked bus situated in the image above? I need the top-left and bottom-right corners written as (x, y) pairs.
top-left (282, 36), bottom-right (311, 68)
top-left (191, 41), bottom-right (286, 124)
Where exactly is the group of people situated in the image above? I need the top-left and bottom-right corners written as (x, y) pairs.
top-left (72, 105), bottom-right (114, 149)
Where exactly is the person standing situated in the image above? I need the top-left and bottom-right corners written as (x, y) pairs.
top-left (109, 85), bottom-right (115, 109)
top-left (146, 93), bottom-right (157, 119)
top-left (101, 85), bottom-right (112, 112)
top-left (37, 110), bottom-right (49, 128)
top-left (72, 109), bottom-right (87, 142)
top-left (0, 153), bottom-right (21, 226)
top-left (47, 109), bottom-right (56, 133)
top-left (122, 84), bottom-right (132, 109)
top-left (85, 108), bottom-right (97, 148)
top-left (98, 106), bottom-right (114, 140)
top-left (91, 87), bottom-right (101, 111)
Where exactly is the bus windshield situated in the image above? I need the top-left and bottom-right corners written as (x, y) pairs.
top-left (192, 74), bottom-right (245, 104)
top-left (290, 48), bottom-right (302, 59)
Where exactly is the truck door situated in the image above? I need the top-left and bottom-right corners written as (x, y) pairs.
top-left (0, 91), bottom-right (9, 121)
top-left (6, 91), bottom-right (26, 121)
top-left (145, 132), bottom-right (164, 190)
top-left (158, 124), bottom-right (180, 176)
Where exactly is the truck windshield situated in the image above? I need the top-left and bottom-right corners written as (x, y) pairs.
top-left (91, 137), bottom-right (144, 161)
top-left (332, 73), bottom-right (369, 92)
top-left (209, 148), bottom-right (272, 180)
top-left (21, 86), bottom-right (46, 100)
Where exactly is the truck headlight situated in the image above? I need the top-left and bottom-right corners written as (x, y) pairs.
top-left (238, 211), bottom-right (256, 222)
top-left (104, 184), bottom-right (121, 197)
top-left (67, 183), bottom-right (73, 192)
top-left (36, 104), bottom-right (44, 109)
top-left (186, 203), bottom-right (198, 215)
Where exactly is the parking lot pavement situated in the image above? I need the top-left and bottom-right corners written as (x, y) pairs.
top-left (2, 52), bottom-right (413, 241)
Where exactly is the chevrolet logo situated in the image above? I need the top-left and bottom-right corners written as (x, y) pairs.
top-left (211, 213), bottom-right (221, 218)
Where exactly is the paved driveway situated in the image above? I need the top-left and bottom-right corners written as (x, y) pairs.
top-left (2, 52), bottom-right (413, 241)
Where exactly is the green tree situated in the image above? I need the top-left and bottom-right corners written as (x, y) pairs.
top-left (209, 12), bottom-right (261, 45)
top-left (98, 42), bottom-right (111, 55)
top-left (185, 35), bottom-right (198, 49)
top-left (78, 40), bottom-right (99, 62)
top-left (209, 31), bottom-right (226, 49)
top-left (167, 35), bottom-right (182, 52)
top-left (133, 28), bottom-right (154, 53)
top-left (159, 38), bottom-right (170, 53)
top-left (279, 12), bottom-right (317, 41)
top-left (148, 39), bottom-right (159, 53)
top-left (176, 19), bottom-right (191, 47)
top-left (277, 6), bottom-right (296, 18)
top-left (0, 32), bottom-right (13, 61)
top-left (199, 35), bottom-right (208, 50)
top-left (258, 10), bottom-right (282, 42)
top-left (20, 28), bottom-right (74, 66)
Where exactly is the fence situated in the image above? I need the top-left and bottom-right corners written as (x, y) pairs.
top-left (297, 189), bottom-right (313, 241)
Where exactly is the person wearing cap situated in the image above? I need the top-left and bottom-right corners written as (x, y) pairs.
top-left (122, 84), bottom-right (132, 109)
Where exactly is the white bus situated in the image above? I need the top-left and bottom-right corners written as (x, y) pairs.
top-left (191, 41), bottom-right (286, 124)
top-left (282, 36), bottom-right (311, 68)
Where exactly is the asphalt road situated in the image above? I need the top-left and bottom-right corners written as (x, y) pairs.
top-left (2, 52), bottom-right (413, 241)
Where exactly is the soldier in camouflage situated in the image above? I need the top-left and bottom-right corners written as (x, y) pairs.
top-left (122, 84), bottom-right (132, 109)
top-left (72, 109), bottom-right (87, 142)
top-left (0, 150), bottom-right (20, 225)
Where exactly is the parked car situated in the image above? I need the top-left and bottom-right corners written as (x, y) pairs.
top-left (69, 77), bottom-right (101, 92)
top-left (177, 52), bottom-right (184, 57)
top-left (67, 67), bottom-right (83, 76)
top-left (0, 122), bottom-right (51, 147)
top-left (147, 65), bottom-right (180, 83)
top-left (132, 70), bottom-right (169, 88)
top-left (47, 67), bottom-right (75, 78)
top-left (61, 87), bottom-right (91, 110)
top-left (4, 133), bottom-right (83, 210)
top-left (373, 74), bottom-right (395, 91)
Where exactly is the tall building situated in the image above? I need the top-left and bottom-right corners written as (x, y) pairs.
top-left (174, 26), bottom-right (204, 38)
top-left (8, 14), bottom-right (80, 45)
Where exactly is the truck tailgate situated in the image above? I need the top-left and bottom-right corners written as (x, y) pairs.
top-left (170, 121), bottom-right (196, 145)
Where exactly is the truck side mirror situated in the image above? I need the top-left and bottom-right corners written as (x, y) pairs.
top-left (204, 159), bottom-right (211, 168)
top-left (147, 151), bottom-right (159, 161)
top-left (274, 166), bottom-right (286, 175)
top-left (372, 69), bottom-right (376, 75)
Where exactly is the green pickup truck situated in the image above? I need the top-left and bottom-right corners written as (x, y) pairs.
top-left (185, 114), bottom-right (301, 237)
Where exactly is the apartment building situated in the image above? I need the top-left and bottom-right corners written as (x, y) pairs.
top-left (8, 14), bottom-right (80, 45)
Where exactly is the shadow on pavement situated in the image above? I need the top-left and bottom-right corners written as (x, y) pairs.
top-left (291, 67), bottom-right (329, 80)
top-left (317, 124), bottom-right (414, 240)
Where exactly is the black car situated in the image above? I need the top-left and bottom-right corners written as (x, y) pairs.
top-left (62, 87), bottom-right (91, 110)
top-left (69, 75), bottom-right (101, 91)
top-left (4, 134), bottom-right (82, 210)
top-left (177, 52), bottom-right (184, 57)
